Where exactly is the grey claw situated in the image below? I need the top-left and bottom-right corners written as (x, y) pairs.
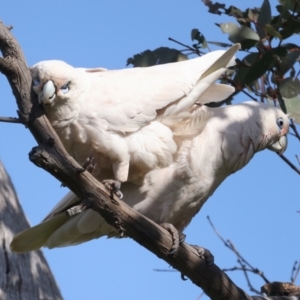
top-left (82, 155), bottom-right (96, 173)
top-left (160, 223), bottom-right (184, 255)
top-left (179, 233), bottom-right (186, 244)
top-left (115, 190), bottom-right (123, 199)
top-left (191, 245), bottom-right (214, 266)
top-left (181, 273), bottom-right (188, 281)
top-left (103, 179), bottom-right (123, 199)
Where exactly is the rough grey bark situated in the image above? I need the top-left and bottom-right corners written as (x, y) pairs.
top-left (0, 161), bottom-right (63, 300)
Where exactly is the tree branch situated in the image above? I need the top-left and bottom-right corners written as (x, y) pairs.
top-left (277, 154), bottom-right (300, 175)
top-left (0, 116), bottom-right (22, 123)
top-left (0, 19), bottom-right (256, 300)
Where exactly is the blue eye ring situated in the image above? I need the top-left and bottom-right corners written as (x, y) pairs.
top-left (33, 78), bottom-right (40, 86)
top-left (60, 81), bottom-right (70, 94)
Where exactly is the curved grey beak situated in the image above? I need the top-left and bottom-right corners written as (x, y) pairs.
top-left (267, 135), bottom-right (288, 155)
top-left (39, 80), bottom-right (56, 105)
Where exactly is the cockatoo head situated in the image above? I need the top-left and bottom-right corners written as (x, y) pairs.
top-left (213, 101), bottom-right (289, 173)
top-left (243, 101), bottom-right (289, 155)
top-left (30, 60), bottom-right (87, 107)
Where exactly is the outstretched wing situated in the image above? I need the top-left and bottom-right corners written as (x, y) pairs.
top-left (83, 44), bottom-right (239, 133)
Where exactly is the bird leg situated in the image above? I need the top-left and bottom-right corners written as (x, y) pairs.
top-left (160, 223), bottom-right (186, 255)
top-left (61, 155), bottom-right (96, 187)
top-left (102, 179), bottom-right (123, 199)
top-left (66, 205), bottom-right (86, 217)
top-left (190, 245), bottom-right (214, 266)
top-left (81, 155), bottom-right (97, 174)
top-left (160, 223), bottom-right (213, 264)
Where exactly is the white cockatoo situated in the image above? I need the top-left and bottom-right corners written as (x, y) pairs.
top-left (10, 101), bottom-right (289, 253)
top-left (30, 45), bottom-right (240, 193)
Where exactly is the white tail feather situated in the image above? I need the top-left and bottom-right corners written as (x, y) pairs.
top-left (10, 213), bottom-right (69, 253)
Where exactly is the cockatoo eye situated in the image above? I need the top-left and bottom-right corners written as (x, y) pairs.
top-left (276, 117), bottom-right (284, 130)
top-left (60, 81), bottom-right (70, 94)
top-left (33, 77), bottom-right (40, 86)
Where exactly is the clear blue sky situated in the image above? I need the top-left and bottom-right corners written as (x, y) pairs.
top-left (0, 1), bottom-right (299, 299)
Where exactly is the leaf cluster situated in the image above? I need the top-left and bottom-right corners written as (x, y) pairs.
top-left (127, 0), bottom-right (300, 123)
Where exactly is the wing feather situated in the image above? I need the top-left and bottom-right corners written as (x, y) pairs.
top-left (82, 44), bottom-right (239, 132)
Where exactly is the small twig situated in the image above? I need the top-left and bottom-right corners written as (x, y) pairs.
top-left (207, 216), bottom-right (270, 286)
top-left (0, 116), bottom-right (22, 124)
top-left (239, 260), bottom-right (262, 295)
top-left (260, 76), bottom-right (265, 103)
top-left (295, 69), bottom-right (300, 81)
top-left (226, 239), bottom-right (266, 279)
top-left (241, 89), bottom-right (258, 102)
top-left (153, 269), bottom-right (177, 273)
top-left (277, 153), bottom-right (300, 175)
top-left (208, 217), bottom-right (258, 271)
top-left (195, 291), bottom-right (205, 300)
top-left (292, 0), bottom-right (300, 15)
top-left (291, 260), bottom-right (300, 283)
top-left (168, 37), bottom-right (203, 56)
top-left (207, 215), bottom-right (231, 245)
top-left (290, 119), bottom-right (300, 142)
top-left (224, 266), bottom-right (266, 275)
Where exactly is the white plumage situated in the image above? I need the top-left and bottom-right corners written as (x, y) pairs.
top-left (11, 101), bottom-right (289, 253)
top-left (30, 45), bottom-right (239, 184)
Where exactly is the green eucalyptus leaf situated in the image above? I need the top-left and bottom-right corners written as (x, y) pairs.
top-left (219, 22), bottom-right (260, 43)
top-left (203, 0), bottom-right (226, 15)
top-left (276, 3), bottom-right (292, 20)
top-left (277, 49), bottom-right (300, 75)
top-left (278, 0), bottom-right (300, 13)
top-left (191, 29), bottom-right (208, 48)
top-left (234, 53), bottom-right (258, 86)
top-left (290, 16), bottom-right (300, 30)
top-left (282, 43), bottom-right (300, 50)
top-left (277, 94), bottom-right (287, 113)
top-left (244, 51), bottom-right (274, 84)
top-left (273, 46), bottom-right (288, 57)
top-left (276, 4), bottom-right (283, 12)
top-left (127, 47), bottom-right (187, 67)
top-left (256, 0), bottom-right (272, 39)
top-left (279, 27), bottom-right (295, 40)
top-left (279, 77), bottom-right (300, 98)
top-left (283, 95), bottom-right (300, 123)
top-left (240, 39), bottom-right (259, 50)
top-left (248, 8), bottom-right (259, 22)
top-left (226, 6), bottom-right (244, 18)
top-left (264, 24), bottom-right (282, 39)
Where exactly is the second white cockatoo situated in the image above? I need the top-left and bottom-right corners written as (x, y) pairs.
top-left (30, 45), bottom-right (239, 193)
top-left (10, 101), bottom-right (289, 254)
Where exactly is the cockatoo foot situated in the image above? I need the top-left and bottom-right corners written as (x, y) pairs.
top-left (102, 179), bottom-right (123, 199)
top-left (64, 156), bottom-right (96, 187)
top-left (160, 223), bottom-right (185, 255)
top-left (191, 245), bottom-right (214, 265)
top-left (81, 155), bottom-right (97, 174)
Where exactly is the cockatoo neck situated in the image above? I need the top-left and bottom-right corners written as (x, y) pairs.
top-left (44, 100), bottom-right (80, 129)
top-left (188, 109), bottom-right (262, 183)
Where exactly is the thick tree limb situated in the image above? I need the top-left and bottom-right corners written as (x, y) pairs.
top-left (0, 19), bottom-right (290, 300)
top-left (0, 160), bottom-right (63, 300)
